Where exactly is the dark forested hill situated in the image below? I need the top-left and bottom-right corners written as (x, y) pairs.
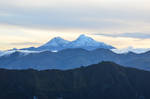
top-left (0, 62), bottom-right (150, 99)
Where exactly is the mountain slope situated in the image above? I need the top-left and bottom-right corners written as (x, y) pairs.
top-left (21, 37), bottom-right (70, 51)
top-left (66, 34), bottom-right (114, 50)
top-left (0, 62), bottom-right (150, 99)
top-left (112, 46), bottom-right (150, 54)
top-left (20, 34), bottom-right (115, 51)
top-left (42, 37), bottom-right (70, 47)
top-left (0, 48), bottom-right (150, 70)
top-left (37, 37), bottom-right (70, 51)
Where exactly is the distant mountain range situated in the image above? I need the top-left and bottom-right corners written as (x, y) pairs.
top-left (0, 62), bottom-right (150, 99)
top-left (19, 34), bottom-right (115, 51)
top-left (0, 48), bottom-right (150, 70)
top-left (0, 34), bottom-right (150, 70)
top-left (112, 46), bottom-right (150, 54)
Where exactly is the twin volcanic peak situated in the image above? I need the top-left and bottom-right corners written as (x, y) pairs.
top-left (36, 34), bottom-right (115, 51)
top-left (41, 37), bottom-right (70, 47)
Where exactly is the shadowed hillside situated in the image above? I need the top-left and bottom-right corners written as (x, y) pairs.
top-left (0, 62), bottom-right (150, 99)
top-left (1, 48), bottom-right (150, 70)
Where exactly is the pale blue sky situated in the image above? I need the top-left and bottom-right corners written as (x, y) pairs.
top-left (0, 0), bottom-right (150, 50)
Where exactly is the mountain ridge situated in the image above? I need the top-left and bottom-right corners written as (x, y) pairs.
top-left (0, 62), bottom-right (150, 99)
top-left (19, 34), bottom-right (115, 51)
top-left (41, 37), bottom-right (70, 47)
top-left (1, 48), bottom-right (150, 70)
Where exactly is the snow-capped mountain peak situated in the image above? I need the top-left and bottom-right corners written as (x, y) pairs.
top-left (18, 34), bottom-right (115, 51)
top-left (42, 37), bottom-right (70, 47)
top-left (66, 34), bottom-right (114, 49)
top-left (76, 34), bottom-right (93, 41)
top-left (69, 35), bottom-right (98, 47)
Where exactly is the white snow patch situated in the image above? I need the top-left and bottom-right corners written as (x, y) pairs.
top-left (112, 46), bottom-right (150, 54)
top-left (0, 50), bottom-right (16, 57)
top-left (0, 50), bottom-right (42, 57)
top-left (51, 50), bottom-right (58, 53)
top-left (42, 37), bottom-right (70, 47)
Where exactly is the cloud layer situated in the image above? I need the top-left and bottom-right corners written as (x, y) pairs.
top-left (94, 33), bottom-right (150, 39)
top-left (0, 0), bottom-right (150, 49)
top-left (0, 0), bottom-right (150, 32)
